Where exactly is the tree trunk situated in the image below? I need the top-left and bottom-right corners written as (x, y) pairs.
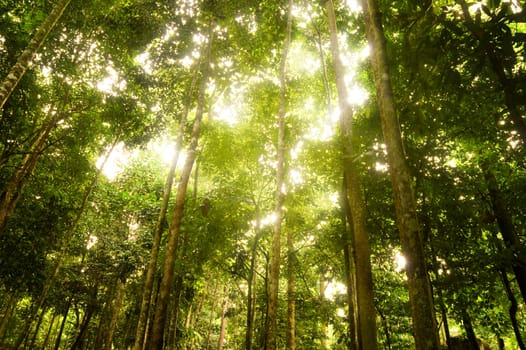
top-left (246, 214), bottom-right (261, 350)
top-left (0, 109), bottom-right (58, 237)
top-left (148, 24), bottom-right (213, 350)
top-left (265, 2), bottom-right (292, 349)
top-left (205, 285), bottom-right (219, 350)
top-left (0, 0), bottom-right (71, 111)
top-left (500, 269), bottom-right (525, 350)
top-left (217, 291), bottom-right (228, 350)
top-left (481, 160), bottom-right (526, 304)
top-left (166, 276), bottom-right (183, 349)
top-left (28, 306), bottom-right (47, 349)
top-left (360, 0), bottom-right (440, 348)
top-left (132, 50), bottom-right (200, 350)
top-left (460, 308), bottom-right (479, 350)
top-left (104, 280), bottom-right (126, 350)
top-left (319, 271), bottom-right (329, 350)
top-left (376, 307), bottom-right (392, 350)
top-left (326, 1), bottom-right (378, 348)
top-left (286, 228), bottom-right (296, 350)
top-left (0, 294), bottom-right (17, 340)
top-left (54, 299), bottom-right (71, 350)
top-left (341, 186), bottom-right (358, 350)
top-left (70, 306), bottom-right (95, 350)
top-left (12, 136), bottom-right (119, 350)
top-left (41, 312), bottom-right (57, 350)
top-left (437, 288), bottom-right (451, 349)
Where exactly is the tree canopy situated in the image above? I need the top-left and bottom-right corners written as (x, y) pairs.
top-left (0, 0), bottom-right (524, 349)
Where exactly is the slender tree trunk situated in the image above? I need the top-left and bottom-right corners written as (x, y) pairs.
top-left (13, 137), bottom-right (119, 350)
top-left (481, 160), bottom-right (526, 303)
top-left (28, 306), bottom-right (47, 349)
top-left (246, 216), bottom-right (261, 350)
top-left (54, 299), bottom-right (71, 350)
top-left (286, 228), bottom-right (296, 350)
top-left (341, 188), bottom-right (358, 350)
top-left (217, 291), bottom-right (228, 350)
top-left (41, 312), bottom-right (57, 350)
top-left (166, 276), bottom-right (183, 349)
top-left (376, 307), bottom-right (392, 350)
top-left (326, 1), bottom-right (378, 348)
top-left (498, 337), bottom-right (505, 350)
top-left (500, 269), bottom-right (525, 350)
top-left (94, 287), bottom-right (113, 350)
top-left (319, 271), bottom-right (329, 350)
top-left (188, 288), bottom-right (207, 350)
top-left (148, 25), bottom-right (213, 350)
top-left (460, 308), bottom-right (479, 350)
top-left (360, 0), bottom-right (440, 348)
top-left (437, 288), bottom-right (451, 349)
top-left (0, 294), bottom-right (17, 340)
top-left (104, 280), bottom-right (126, 350)
top-left (0, 109), bottom-right (58, 238)
top-left (133, 50), bottom-right (200, 350)
top-left (266, 2), bottom-right (292, 349)
top-left (0, 0), bottom-right (72, 111)
top-left (71, 306), bottom-right (95, 350)
top-left (205, 285), bottom-right (219, 350)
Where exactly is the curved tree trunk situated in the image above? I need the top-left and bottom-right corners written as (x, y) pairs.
top-left (359, 0), bottom-right (440, 348)
top-left (265, 2), bottom-right (292, 349)
top-left (148, 24), bottom-right (213, 350)
top-left (0, 0), bottom-right (72, 111)
top-left (326, 1), bottom-right (378, 348)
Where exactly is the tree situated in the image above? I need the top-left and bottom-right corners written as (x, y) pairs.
top-left (265, 1), bottom-right (292, 349)
top-left (0, 0), bottom-right (71, 110)
top-left (148, 21), bottom-right (214, 349)
top-left (325, 1), bottom-right (377, 348)
top-left (359, 0), bottom-right (440, 348)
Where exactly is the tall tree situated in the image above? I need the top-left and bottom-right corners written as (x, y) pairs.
top-left (0, 0), bottom-right (72, 111)
top-left (148, 22), bottom-right (214, 349)
top-left (359, 0), bottom-right (440, 348)
top-left (325, 1), bottom-right (377, 348)
top-left (133, 59), bottom-right (201, 350)
top-left (265, 1), bottom-right (292, 348)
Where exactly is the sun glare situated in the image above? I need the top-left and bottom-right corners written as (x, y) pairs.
top-left (346, 0), bottom-right (362, 13)
top-left (96, 65), bottom-right (126, 94)
top-left (324, 281), bottom-right (347, 301)
top-left (394, 250), bottom-right (406, 272)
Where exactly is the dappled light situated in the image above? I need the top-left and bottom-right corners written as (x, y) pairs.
top-left (0, 0), bottom-right (524, 349)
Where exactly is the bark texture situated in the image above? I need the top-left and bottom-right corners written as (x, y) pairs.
top-left (326, 1), bottom-right (377, 348)
top-left (0, 0), bottom-right (72, 110)
top-left (360, 0), bottom-right (440, 348)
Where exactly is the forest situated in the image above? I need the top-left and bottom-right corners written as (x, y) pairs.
top-left (0, 0), bottom-right (525, 349)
